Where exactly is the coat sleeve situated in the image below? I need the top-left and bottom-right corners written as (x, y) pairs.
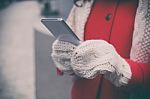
top-left (125, 59), bottom-right (150, 87)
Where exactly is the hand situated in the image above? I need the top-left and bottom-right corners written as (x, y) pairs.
top-left (70, 40), bottom-right (132, 87)
top-left (51, 39), bottom-right (77, 74)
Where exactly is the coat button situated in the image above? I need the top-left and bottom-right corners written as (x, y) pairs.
top-left (105, 13), bottom-right (112, 21)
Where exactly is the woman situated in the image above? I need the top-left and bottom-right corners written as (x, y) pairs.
top-left (52, 0), bottom-right (150, 99)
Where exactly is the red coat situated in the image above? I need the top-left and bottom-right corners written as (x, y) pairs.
top-left (71, 0), bottom-right (150, 99)
top-left (57, 0), bottom-right (150, 99)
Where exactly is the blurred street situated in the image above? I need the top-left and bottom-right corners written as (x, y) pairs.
top-left (0, 0), bottom-right (73, 99)
top-left (35, 32), bottom-right (73, 99)
top-left (36, 0), bottom-right (74, 99)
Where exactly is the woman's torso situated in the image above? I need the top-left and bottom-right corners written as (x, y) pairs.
top-left (72, 0), bottom-right (138, 99)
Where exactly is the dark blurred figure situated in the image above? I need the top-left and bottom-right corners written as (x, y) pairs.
top-left (40, 0), bottom-right (59, 17)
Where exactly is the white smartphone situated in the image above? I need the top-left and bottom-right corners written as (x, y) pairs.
top-left (41, 18), bottom-right (80, 45)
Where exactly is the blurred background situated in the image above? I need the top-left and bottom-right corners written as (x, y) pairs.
top-left (0, 0), bottom-right (73, 99)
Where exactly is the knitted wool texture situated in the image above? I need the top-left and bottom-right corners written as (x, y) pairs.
top-left (130, 0), bottom-right (150, 63)
top-left (51, 40), bottom-right (77, 74)
top-left (71, 40), bottom-right (131, 87)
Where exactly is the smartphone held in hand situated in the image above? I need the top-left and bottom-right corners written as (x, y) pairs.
top-left (41, 18), bottom-right (80, 45)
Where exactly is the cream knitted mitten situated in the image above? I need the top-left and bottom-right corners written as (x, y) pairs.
top-left (51, 39), bottom-right (77, 74)
top-left (71, 40), bottom-right (132, 87)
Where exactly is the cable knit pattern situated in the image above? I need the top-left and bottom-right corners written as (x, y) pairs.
top-left (130, 0), bottom-right (150, 63)
top-left (51, 40), bottom-right (77, 74)
top-left (71, 40), bottom-right (131, 87)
